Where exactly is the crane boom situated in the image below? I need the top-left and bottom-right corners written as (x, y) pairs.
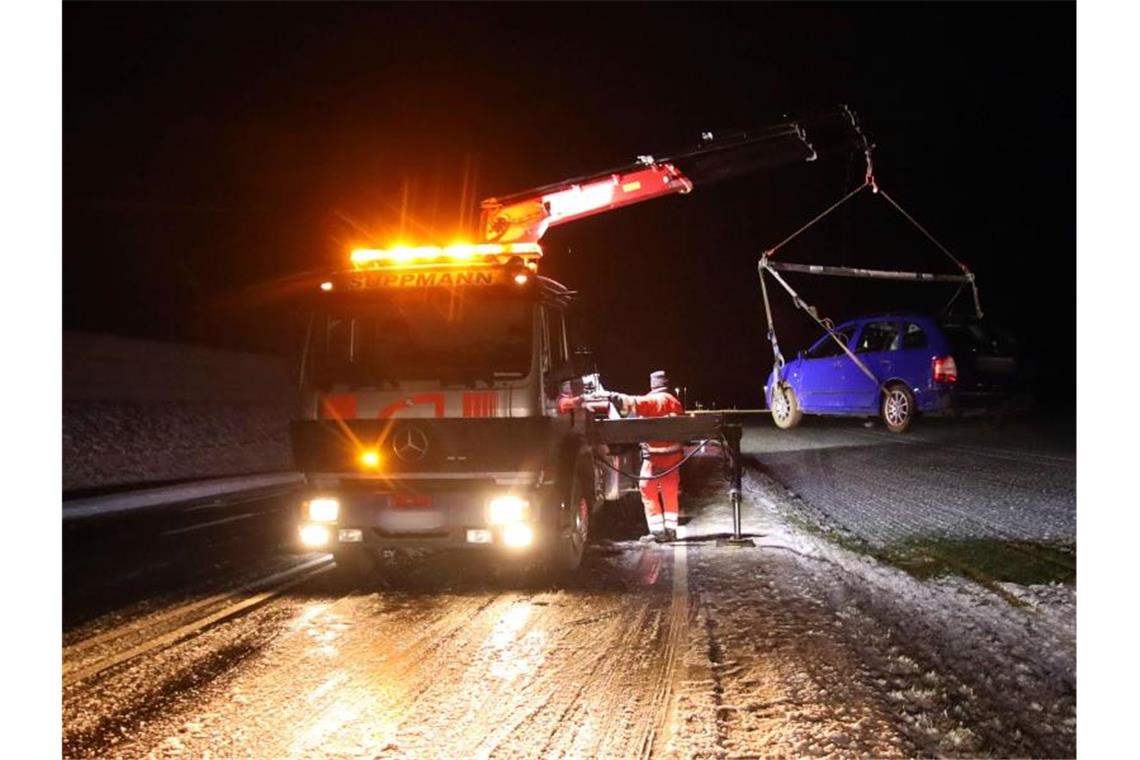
top-left (479, 161), bottom-right (693, 244)
top-left (479, 108), bottom-right (866, 244)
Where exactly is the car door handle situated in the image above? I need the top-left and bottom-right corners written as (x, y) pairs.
top-left (879, 359), bottom-right (892, 366)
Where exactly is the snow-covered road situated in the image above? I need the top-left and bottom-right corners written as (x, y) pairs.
top-left (62, 415), bottom-right (1076, 758)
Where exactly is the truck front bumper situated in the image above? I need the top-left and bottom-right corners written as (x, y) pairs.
top-left (297, 478), bottom-right (558, 555)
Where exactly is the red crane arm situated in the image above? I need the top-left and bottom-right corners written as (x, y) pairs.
top-left (478, 108), bottom-right (867, 244)
top-left (479, 161), bottom-right (693, 244)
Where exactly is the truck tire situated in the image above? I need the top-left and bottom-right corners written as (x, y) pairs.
top-left (549, 467), bottom-right (592, 575)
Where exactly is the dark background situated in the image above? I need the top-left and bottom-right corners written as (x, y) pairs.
top-left (64, 3), bottom-right (1074, 408)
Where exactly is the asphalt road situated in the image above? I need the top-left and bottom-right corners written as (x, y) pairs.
top-left (61, 413), bottom-right (1076, 758)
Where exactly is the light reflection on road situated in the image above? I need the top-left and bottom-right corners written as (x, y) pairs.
top-left (484, 601), bottom-right (546, 681)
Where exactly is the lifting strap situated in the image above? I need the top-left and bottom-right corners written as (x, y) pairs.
top-left (759, 134), bottom-right (983, 391)
top-left (760, 257), bottom-right (885, 391)
top-left (758, 262), bottom-right (784, 371)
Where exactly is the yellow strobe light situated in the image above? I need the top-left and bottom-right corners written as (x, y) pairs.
top-left (359, 449), bottom-right (381, 469)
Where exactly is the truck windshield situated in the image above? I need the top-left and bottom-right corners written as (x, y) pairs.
top-left (309, 288), bottom-right (533, 389)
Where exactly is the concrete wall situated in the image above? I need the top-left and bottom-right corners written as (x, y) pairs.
top-left (63, 332), bottom-right (298, 492)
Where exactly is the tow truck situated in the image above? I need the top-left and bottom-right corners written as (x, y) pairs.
top-left (290, 110), bottom-right (864, 580)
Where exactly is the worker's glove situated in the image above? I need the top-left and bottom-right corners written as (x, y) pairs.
top-left (607, 392), bottom-right (628, 409)
top-left (556, 396), bottom-right (582, 413)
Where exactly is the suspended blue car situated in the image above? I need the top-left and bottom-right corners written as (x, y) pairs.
top-left (764, 314), bottom-right (1025, 433)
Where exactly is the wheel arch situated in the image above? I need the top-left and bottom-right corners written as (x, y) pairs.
top-left (880, 376), bottom-right (918, 393)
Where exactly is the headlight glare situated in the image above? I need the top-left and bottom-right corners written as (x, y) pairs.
top-left (487, 495), bottom-right (529, 525)
top-left (300, 524), bottom-right (330, 547)
top-left (502, 523), bottom-right (534, 548)
top-left (308, 497), bottom-right (340, 522)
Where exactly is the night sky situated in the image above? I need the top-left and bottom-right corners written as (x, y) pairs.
top-left (63, 3), bottom-right (1075, 407)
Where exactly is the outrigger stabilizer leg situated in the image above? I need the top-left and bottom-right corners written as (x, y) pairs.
top-left (716, 423), bottom-right (754, 547)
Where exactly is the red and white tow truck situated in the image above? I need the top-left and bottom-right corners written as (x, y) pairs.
top-left (290, 111), bottom-right (863, 579)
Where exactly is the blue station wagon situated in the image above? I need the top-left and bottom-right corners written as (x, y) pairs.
top-left (764, 314), bottom-right (1022, 433)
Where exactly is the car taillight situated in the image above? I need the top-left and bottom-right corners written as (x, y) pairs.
top-left (932, 355), bottom-right (958, 384)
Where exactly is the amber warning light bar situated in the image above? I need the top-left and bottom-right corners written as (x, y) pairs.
top-left (349, 242), bottom-right (543, 270)
top-left (321, 242), bottom-right (542, 292)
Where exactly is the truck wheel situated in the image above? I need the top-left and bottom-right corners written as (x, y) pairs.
top-left (771, 383), bottom-right (803, 429)
top-left (549, 470), bottom-right (592, 574)
top-left (881, 383), bottom-right (916, 433)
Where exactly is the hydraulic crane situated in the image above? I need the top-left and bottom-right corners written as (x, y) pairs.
top-left (473, 108), bottom-right (869, 545)
top-left (479, 108), bottom-right (866, 244)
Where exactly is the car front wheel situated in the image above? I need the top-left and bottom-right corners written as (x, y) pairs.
top-left (881, 383), bottom-right (916, 433)
top-left (771, 383), bottom-right (803, 430)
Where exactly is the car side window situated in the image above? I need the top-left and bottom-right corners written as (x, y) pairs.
top-left (856, 322), bottom-right (900, 353)
top-left (902, 323), bottom-right (928, 349)
top-left (805, 329), bottom-right (852, 359)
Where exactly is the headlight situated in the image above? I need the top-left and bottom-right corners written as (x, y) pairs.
top-left (487, 495), bottom-right (529, 525)
top-left (299, 524), bottom-right (330, 547)
top-left (502, 523), bottom-right (534, 548)
top-left (307, 497), bottom-right (340, 522)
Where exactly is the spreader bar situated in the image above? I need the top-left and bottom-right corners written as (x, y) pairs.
top-left (765, 261), bottom-right (974, 284)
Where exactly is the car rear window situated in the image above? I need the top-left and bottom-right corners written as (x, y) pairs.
top-left (939, 322), bottom-right (1017, 357)
top-left (855, 322), bottom-right (900, 352)
top-left (902, 323), bottom-right (928, 349)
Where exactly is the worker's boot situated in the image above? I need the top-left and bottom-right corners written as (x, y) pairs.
top-left (663, 528), bottom-right (677, 543)
top-left (639, 531), bottom-right (667, 544)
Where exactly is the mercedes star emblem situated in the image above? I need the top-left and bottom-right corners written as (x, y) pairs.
top-left (392, 426), bottom-right (429, 463)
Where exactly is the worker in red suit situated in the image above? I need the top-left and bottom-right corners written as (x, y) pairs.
top-left (608, 370), bottom-right (684, 543)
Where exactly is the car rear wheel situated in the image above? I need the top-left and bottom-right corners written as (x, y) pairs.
top-left (881, 383), bottom-right (916, 433)
top-left (771, 383), bottom-right (803, 429)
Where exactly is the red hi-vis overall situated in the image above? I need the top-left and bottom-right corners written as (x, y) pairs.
top-left (625, 391), bottom-right (685, 533)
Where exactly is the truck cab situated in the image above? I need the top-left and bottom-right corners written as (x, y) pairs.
top-left (291, 243), bottom-right (607, 578)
